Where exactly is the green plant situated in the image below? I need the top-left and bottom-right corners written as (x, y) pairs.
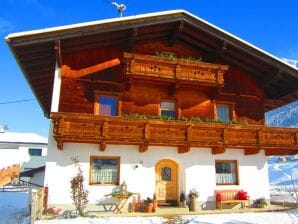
top-left (181, 56), bottom-right (202, 63)
top-left (144, 197), bottom-right (153, 205)
top-left (254, 197), bottom-right (267, 207)
top-left (121, 113), bottom-right (248, 126)
top-left (189, 189), bottom-right (199, 198)
top-left (156, 51), bottom-right (202, 63)
top-left (156, 51), bottom-right (177, 60)
top-left (180, 192), bottom-right (186, 202)
top-left (70, 157), bottom-right (89, 216)
top-left (108, 191), bottom-right (133, 197)
top-left (190, 117), bottom-right (202, 123)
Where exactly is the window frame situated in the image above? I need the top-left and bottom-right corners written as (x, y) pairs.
top-left (214, 101), bottom-right (235, 121)
top-left (159, 100), bottom-right (177, 119)
top-left (215, 160), bottom-right (239, 186)
top-left (89, 156), bottom-right (120, 186)
top-left (94, 92), bottom-right (121, 116)
top-left (28, 148), bottom-right (42, 156)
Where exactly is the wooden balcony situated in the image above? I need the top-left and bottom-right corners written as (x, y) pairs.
top-left (51, 112), bottom-right (298, 156)
top-left (124, 52), bottom-right (229, 86)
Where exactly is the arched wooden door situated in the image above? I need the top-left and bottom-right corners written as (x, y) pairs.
top-left (155, 159), bottom-right (178, 205)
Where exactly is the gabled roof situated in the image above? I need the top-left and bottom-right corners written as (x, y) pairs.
top-left (0, 132), bottom-right (48, 145)
top-left (6, 10), bottom-right (298, 116)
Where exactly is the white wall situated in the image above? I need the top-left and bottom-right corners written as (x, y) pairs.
top-left (45, 126), bottom-right (270, 208)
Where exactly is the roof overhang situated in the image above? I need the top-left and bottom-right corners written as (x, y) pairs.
top-left (6, 10), bottom-right (298, 116)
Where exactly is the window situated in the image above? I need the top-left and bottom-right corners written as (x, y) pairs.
top-left (161, 167), bottom-right (171, 181)
top-left (98, 96), bottom-right (118, 116)
top-left (216, 104), bottom-right (230, 121)
top-left (215, 160), bottom-right (238, 185)
top-left (90, 156), bottom-right (120, 185)
top-left (28, 148), bottom-right (42, 156)
top-left (160, 101), bottom-right (176, 118)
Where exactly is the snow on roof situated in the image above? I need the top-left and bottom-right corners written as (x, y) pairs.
top-left (0, 132), bottom-right (48, 144)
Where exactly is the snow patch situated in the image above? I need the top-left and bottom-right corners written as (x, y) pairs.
top-left (282, 58), bottom-right (298, 69)
top-left (32, 211), bottom-right (298, 224)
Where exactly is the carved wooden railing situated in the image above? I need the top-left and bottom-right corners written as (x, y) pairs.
top-left (124, 52), bottom-right (229, 86)
top-left (51, 112), bottom-right (298, 156)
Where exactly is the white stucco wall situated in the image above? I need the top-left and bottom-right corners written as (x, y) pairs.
top-left (45, 126), bottom-right (270, 209)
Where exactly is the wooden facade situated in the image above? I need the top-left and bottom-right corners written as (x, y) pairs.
top-left (6, 11), bottom-right (298, 156)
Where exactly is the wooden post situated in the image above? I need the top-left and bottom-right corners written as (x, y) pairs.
top-left (30, 189), bottom-right (37, 224)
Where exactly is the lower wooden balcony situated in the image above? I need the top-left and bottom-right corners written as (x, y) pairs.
top-left (51, 112), bottom-right (298, 156)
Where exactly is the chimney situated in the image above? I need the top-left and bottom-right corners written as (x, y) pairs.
top-left (0, 125), bottom-right (8, 133)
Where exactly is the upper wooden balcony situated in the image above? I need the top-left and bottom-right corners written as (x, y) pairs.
top-left (124, 52), bottom-right (229, 87)
top-left (51, 112), bottom-right (298, 156)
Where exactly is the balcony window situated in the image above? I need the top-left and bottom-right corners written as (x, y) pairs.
top-left (160, 101), bottom-right (176, 118)
top-left (90, 156), bottom-right (120, 185)
top-left (98, 96), bottom-right (118, 116)
top-left (215, 160), bottom-right (238, 185)
top-left (216, 104), bottom-right (230, 121)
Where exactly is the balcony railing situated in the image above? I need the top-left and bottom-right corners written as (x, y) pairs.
top-left (51, 112), bottom-right (298, 156)
top-left (124, 52), bottom-right (229, 86)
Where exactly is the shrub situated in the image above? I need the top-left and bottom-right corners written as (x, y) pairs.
top-left (70, 157), bottom-right (89, 216)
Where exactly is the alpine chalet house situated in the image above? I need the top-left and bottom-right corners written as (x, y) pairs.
top-left (6, 10), bottom-right (298, 210)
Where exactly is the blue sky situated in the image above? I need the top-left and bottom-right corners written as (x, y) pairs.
top-left (1, 0), bottom-right (298, 137)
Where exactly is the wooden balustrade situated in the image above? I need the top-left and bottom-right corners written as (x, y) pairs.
top-left (51, 112), bottom-right (298, 155)
top-left (124, 52), bottom-right (229, 86)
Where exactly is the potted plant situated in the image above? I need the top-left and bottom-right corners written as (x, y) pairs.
top-left (189, 189), bottom-right (200, 212)
top-left (180, 192), bottom-right (187, 208)
top-left (254, 197), bottom-right (268, 208)
top-left (144, 197), bottom-right (154, 213)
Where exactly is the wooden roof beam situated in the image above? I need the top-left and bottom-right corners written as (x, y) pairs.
top-left (179, 35), bottom-right (215, 55)
top-left (23, 61), bottom-right (55, 71)
top-left (127, 27), bottom-right (138, 52)
top-left (55, 40), bottom-right (62, 68)
top-left (244, 147), bottom-right (260, 155)
top-left (62, 58), bottom-right (121, 78)
top-left (212, 146), bottom-right (225, 154)
top-left (222, 54), bottom-right (265, 78)
top-left (61, 30), bottom-right (131, 48)
top-left (227, 47), bottom-right (273, 72)
top-left (168, 21), bottom-right (184, 47)
top-left (61, 38), bottom-right (127, 54)
top-left (273, 84), bottom-right (298, 99)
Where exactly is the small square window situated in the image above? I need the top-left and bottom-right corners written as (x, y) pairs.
top-left (98, 96), bottom-right (117, 116)
top-left (160, 101), bottom-right (176, 118)
top-left (215, 160), bottom-right (238, 185)
top-left (216, 105), bottom-right (230, 121)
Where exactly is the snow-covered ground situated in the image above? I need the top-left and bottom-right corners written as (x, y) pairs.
top-left (268, 157), bottom-right (298, 186)
top-left (0, 191), bottom-right (29, 224)
top-left (33, 210), bottom-right (298, 224)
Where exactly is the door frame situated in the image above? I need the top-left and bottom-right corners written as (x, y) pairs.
top-left (155, 159), bottom-right (179, 205)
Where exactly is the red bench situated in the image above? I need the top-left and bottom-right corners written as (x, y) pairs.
top-left (215, 189), bottom-right (250, 209)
